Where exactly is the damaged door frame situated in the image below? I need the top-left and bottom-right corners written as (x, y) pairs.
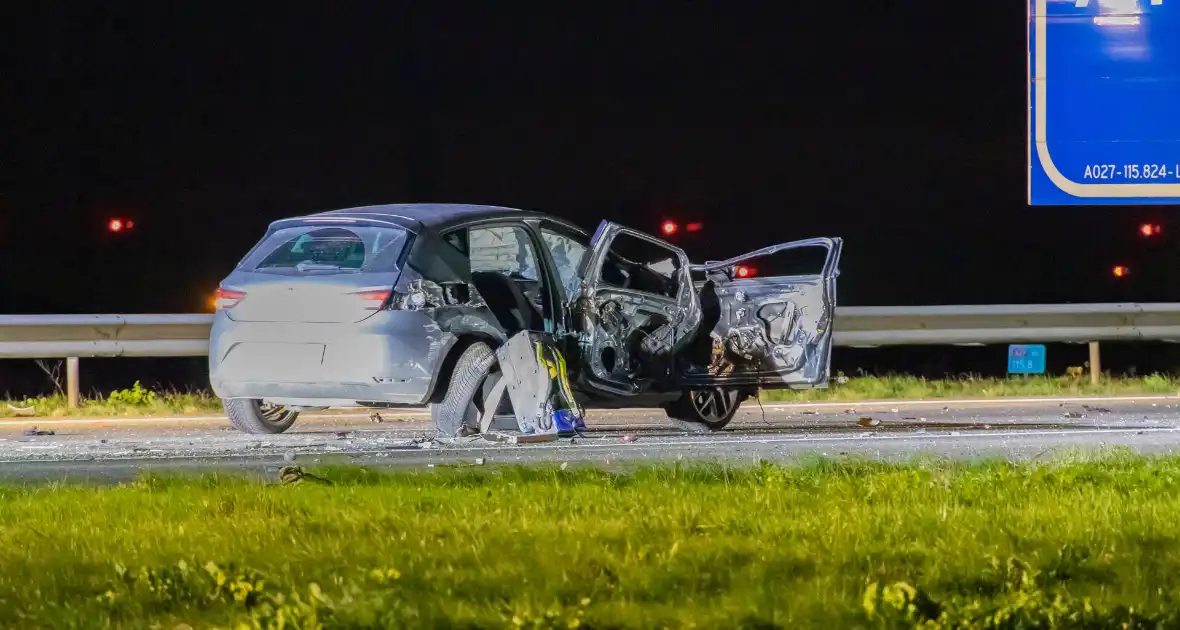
top-left (691, 237), bottom-right (843, 278)
top-left (570, 221), bottom-right (702, 398)
top-left (681, 236), bottom-right (844, 390)
top-left (527, 218), bottom-right (593, 339)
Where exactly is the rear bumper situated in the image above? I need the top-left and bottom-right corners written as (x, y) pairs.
top-left (212, 381), bottom-right (429, 406)
top-left (208, 311), bottom-right (455, 405)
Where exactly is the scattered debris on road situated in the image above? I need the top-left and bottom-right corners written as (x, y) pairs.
top-left (482, 432), bottom-right (558, 445)
top-left (278, 466), bottom-right (331, 485)
top-left (857, 417), bottom-right (881, 428)
top-left (1063, 412), bottom-right (1085, 419)
top-left (622, 434), bottom-right (637, 443)
top-left (369, 411), bottom-right (384, 423)
top-left (22, 426), bottom-right (55, 436)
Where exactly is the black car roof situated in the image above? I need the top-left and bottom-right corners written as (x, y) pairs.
top-left (281, 203), bottom-right (582, 234)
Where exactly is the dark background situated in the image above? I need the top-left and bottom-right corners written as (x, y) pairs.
top-left (4, 3), bottom-right (1177, 396)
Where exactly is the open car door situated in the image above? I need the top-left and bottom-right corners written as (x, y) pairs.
top-left (570, 221), bottom-right (702, 398)
top-left (680, 237), bottom-right (842, 390)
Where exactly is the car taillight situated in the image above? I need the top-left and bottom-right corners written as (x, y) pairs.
top-left (353, 289), bottom-right (392, 310)
top-left (213, 288), bottom-right (246, 310)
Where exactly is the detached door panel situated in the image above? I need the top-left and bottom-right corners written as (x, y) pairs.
top-left (682, 237), bottom-right (842, 390)
top-left (571, 221), bottom-right (702, 397)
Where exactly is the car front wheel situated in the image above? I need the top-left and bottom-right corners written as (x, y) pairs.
top-left (224, 398), bottom-right (300, 434)
top-left (663, 387), bottom-right (746, 432)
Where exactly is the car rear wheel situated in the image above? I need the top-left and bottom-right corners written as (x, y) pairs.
top-left (663, 387), bottom-right (745, 432)
top-left (431, 341), bottom-right (501, 437)
top-left (224, 398), bottom-right (300, 434)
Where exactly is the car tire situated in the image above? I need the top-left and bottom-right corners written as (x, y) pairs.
top-left (663, 388), bottom-right (746, 432)
top-left (431, 341), bottom-right (499, 437)
top-left (224, 398), bottom-right (300, 434)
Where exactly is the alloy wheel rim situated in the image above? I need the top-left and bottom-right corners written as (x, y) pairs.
top-left (690, 388), bottom-right (732, 422)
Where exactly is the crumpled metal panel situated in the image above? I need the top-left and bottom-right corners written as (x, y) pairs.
top-left (680, 237), bottom-right (843, 390)
top-left (495, 331), bottom-right (560, 435)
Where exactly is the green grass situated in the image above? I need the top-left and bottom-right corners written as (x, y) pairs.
top-left (6, 455), bottom-right (1180, 627)
top-left (0, 381), bottom-right (222, 418)
top-left (3, 374), bottom-right (1179, 419)
top-left (760, 373), bottom-right (1180, 403)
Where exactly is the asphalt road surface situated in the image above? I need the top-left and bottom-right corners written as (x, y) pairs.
top-left (2, 396), bottom-right (1180, 482)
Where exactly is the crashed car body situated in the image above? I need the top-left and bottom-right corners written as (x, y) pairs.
top-left (208, 204), bottom-right (842, 434)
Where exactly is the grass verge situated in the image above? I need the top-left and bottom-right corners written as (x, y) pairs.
top-left (760, 373), bottom-right (1180, 403)
top-left (4, 454), bottom-right (1180, 627)
top-left (0, 381), bottom-right (222, 418)
top-left (2, 374), bottom-right (1178, 418)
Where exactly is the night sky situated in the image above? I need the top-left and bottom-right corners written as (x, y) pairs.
top-left (9, 2), bottom-right (1175, 318)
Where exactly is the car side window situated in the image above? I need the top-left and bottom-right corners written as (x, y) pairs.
top-left (468, 225), bottom-right (541, 281)
top-left (442, 230), bottom-right (468, 256)
top-left (598, 233), bottom-right (681, 299)
top-left (540, 227), bottom-right (588, 298)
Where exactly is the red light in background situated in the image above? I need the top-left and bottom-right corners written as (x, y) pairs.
top-left (1141, 223), bottom-right (1161, 236)
top-left (662, 221), bottom-right (678, 235)
top-left (686, 222), bottom-right (703, 232)
top-left (736, 265), bottom-right (755, 278)
top-left (107, 218), bottom-right (134, 232)
top-left (1113, 265), bottom-right (1129, 277)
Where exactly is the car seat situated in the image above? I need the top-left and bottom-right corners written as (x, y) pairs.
top-left (471, 271), bottom-right (543, 333)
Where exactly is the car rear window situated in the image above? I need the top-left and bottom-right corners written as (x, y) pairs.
top-left (239, 225), bottom-right (408, 276)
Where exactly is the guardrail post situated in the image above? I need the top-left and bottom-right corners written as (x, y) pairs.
top-left (1088, 341), bottom-right (1101, 385)
top-left (66, 357), bottom-right (79, 409)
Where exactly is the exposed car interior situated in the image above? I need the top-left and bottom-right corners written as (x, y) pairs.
top-left (598, 236), bottom-right (681, 299)
top-left (471, 271), bottom-right (544, 333)
top-left (444, 225), bottom-right (549, 336)
top-left (572, 232), bottom-right (690, 392)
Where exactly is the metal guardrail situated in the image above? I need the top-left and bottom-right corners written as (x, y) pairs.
top-left (0, 314), bottom-right (213, 360)
top-left (5, 303), bottom-right (1180, 406)
top-left (833, 303), bottom-right (1180, 346)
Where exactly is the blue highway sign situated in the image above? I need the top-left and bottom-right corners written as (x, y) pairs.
top-left (1008, 344), bottom-right (1047, 374)
top-left (1028, 0), bottom-right (1180, 205)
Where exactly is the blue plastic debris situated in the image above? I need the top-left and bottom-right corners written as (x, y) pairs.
top-left (553, 408), bottom-right (587, 438)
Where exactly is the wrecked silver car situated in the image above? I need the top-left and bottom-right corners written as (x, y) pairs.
top-left (208, 204), bottom-right (841, 434)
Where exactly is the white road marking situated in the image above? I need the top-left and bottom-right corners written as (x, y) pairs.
top-left (0, 411), bottom-right (429, 427)
top-left (503, 426), bottom-right (1180, 452)
top-left (750, 394), bottom-right (1180, 410)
